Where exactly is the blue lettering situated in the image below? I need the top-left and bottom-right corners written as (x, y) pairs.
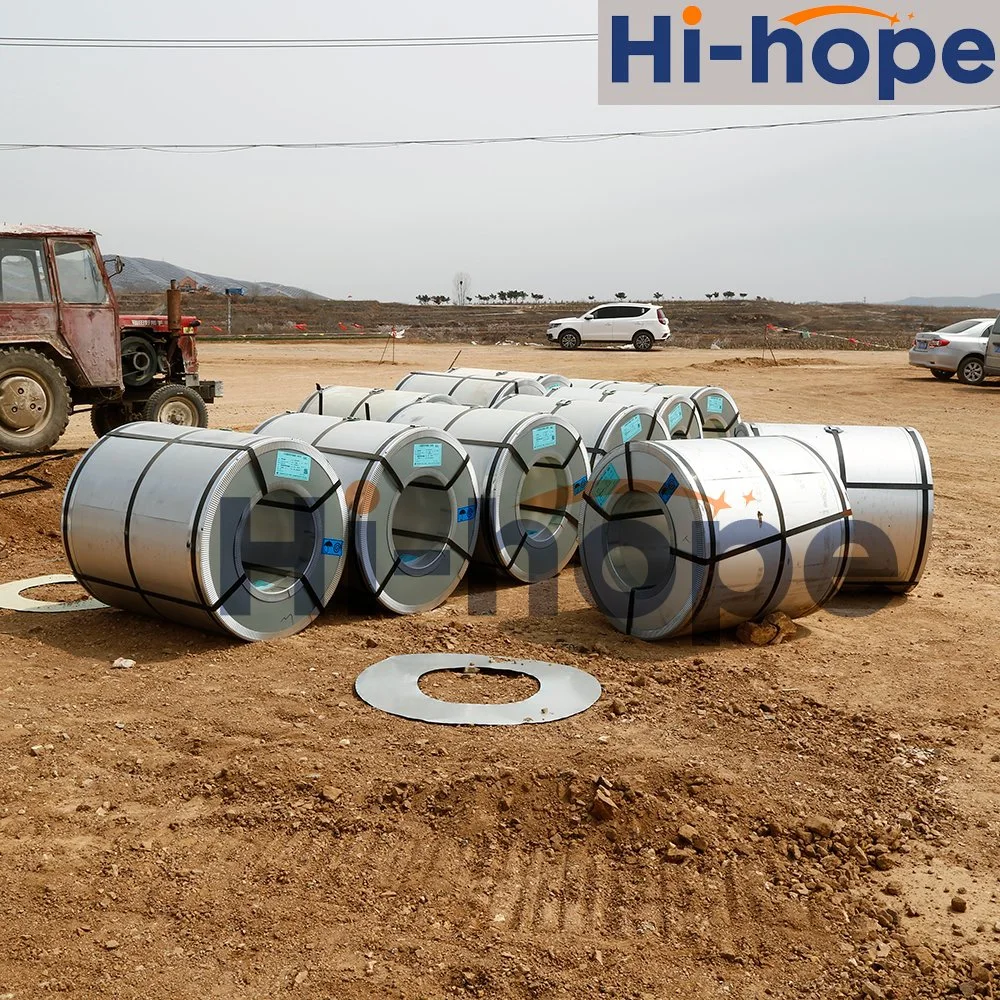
top-left (878, 28), bottom-right (936, 101)
top-left (751, 16), bottom-right (803, 84)
top-left (942, 28), bottom-right (995, 85)
top-left (611, 15), bottom-right (671, 84)
top-left (812, 29), bottom-right (870, 85)
top-left (684, 27), bottom-right (701, 83)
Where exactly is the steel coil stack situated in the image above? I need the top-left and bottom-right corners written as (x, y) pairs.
top-left (735, 423), bottom-right (933, 592)
top-left (63, 424), bottom-right (349, 641)
top-left (548, 386), bottom-right (704, 440)
top-left (56, 356), bottom-right (935, 647)
top-left (448, 367), bottom-right (571, 390)
top-left (255, 413), bottom-right (480, 613)
top-left (568, 379), bottom-right (614, 391)
top-left (494, 395), bottom-right (669, 466)
top-left (367, 400), bottom-right (590, 582)
top-left (300, 386), bottom-right (457, 420)
top-left (394, 372), bottom-right (547, 406)
top-left (597, 383), bottom-right (742, 438)
top-left (580, 437), bottom-right (852, 640)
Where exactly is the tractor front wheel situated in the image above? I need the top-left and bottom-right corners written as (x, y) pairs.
top-left (143, 385), bottom-right (209, 427)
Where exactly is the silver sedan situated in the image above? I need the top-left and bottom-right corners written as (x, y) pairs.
top-left (908, 318), bottom-right (996, 382)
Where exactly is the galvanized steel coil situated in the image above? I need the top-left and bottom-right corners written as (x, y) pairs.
top-left (254, 413), bottom-right (479, 614)
top-left (394, 372), bottom-right (547, 405)
top-left (376, 401), bottom-right (590, 582)
top-left (494, 395), bottom-right (669, 466)
top-left (597, 383), bottom-right (741, 437)
top-left (580, 437), bottom-right (852, 640)
top-left (300, 386), bottom-right (456, 420)
top-left (735, 423), bottom-right (933, 592)
top-left (63, 424), bottom-right (349, 641)
top-left (447, 367), bottom-right (571, 390)
top-left (547, 386), bottom-right (704, 440)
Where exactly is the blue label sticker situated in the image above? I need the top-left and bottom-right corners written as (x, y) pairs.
top-left (413, 443), bottom-right (443, 468)
top-left (668, 404), bottom-right (684, 430)
top-left (275, 450), bottom-right (312, 481)
top-left (322, 538), bottom-right (344, 557)
top-left (707, 395), bottom-right (725, 415)
top-left (592, 464), bottom-right (620, 509)
top-left (573, 475), bottom-right (589, 496)
top-left (457, 503), bottom-right (478, 523)
top-left (621, 414), bottom-right (643, 443)
top-left (532, 424), bottom-right (557, 450)
top-left (253, 580), bottom-right (271, 590)
top-left (659, 473), bottom-right (680, 504)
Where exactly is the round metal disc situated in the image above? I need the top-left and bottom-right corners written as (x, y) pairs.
top-left (354, 653), bottom-right (602, 726)
top-left (0, 574), bottom-right (107, 613)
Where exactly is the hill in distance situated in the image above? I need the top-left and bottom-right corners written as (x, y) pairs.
top-left (106, 255), bottom-right (326, 299)
top-left (891, 292), bottom-right (1000, 310)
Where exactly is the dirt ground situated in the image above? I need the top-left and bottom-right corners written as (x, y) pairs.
top-left (1, 341), bottom-right (999, 1000)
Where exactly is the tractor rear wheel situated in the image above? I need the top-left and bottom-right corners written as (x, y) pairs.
top-left (90, 401), bottom-right (142, 438)
top-left (143, 384), bottom-right (209, 427)
top-left (0, 349), bottom-right (72, 454)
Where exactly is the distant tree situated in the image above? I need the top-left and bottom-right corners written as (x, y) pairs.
top-left (653, 292), bottom-right (663, 301)
top-left (531, 293), bottom-right (544, 302)
top-left (417, 294), bottom-right (431, 305)
top-left (431, 295), bottom-right (450, 305)
top-left (615, 291), bottom-right (627, 301)
top-left (740, 292), bottom-right (748, 299)
top-left (705, 293), bottom-right (713, 300)
top-left (497, 291), bottom-right (508, 304)
top-left (723, 291), bottom-right (736, 300)
top-left (453, 272), bottom-right (471, 307)
top-left (587, 295), bottom-right (596, 302)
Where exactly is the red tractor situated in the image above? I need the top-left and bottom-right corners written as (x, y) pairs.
top-left (0, 225), bottom-right (222, 454)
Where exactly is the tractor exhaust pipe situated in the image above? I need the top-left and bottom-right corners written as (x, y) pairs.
top-left (167, 279), bottom-right (182, 337)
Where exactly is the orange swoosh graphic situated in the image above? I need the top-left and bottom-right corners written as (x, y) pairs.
top-left (674, 485), bottom-right (732, 519)
top-left (782, 5), bottom-right (902, 26)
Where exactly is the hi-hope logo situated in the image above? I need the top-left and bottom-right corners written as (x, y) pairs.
top-left (599, 0), bottom-right (1000, 104)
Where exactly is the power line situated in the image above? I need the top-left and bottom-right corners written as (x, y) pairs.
top-left (0, 32), bottom-right (597, 50)
top-left (0, 106), bottom-right (995, 154)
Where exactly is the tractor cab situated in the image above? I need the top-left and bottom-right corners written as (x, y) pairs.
top-left (0, 225), bottom-right (221, 453)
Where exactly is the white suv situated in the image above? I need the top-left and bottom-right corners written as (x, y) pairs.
top-left (546, 303), bottom-right (671, 352)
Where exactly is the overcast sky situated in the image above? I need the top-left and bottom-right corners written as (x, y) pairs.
top-left (2, 0), bottom-right (998, 303)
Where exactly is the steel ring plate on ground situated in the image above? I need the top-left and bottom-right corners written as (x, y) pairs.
top-left (354, 653), bottom-right (602, 726)
top-left (0, 574), bottom-right (107, 613)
